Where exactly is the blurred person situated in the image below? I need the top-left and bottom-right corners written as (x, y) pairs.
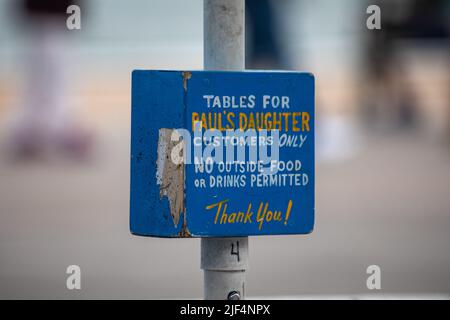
top-left (8, 0), bottom-right (92, 160)
top-left (246, 0), bottom-right (284, 69)
top-left (362, 0), bottom-right (450, 132)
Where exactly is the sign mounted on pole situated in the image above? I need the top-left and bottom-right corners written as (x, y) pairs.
top-left (130, 70), bottom-right (315, 237)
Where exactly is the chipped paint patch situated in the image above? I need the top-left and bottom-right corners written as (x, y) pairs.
top-left (156, 128), bottom-right (185, 227)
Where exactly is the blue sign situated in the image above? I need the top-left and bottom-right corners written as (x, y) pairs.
top-left (130, 70), bottom-right (314, 237)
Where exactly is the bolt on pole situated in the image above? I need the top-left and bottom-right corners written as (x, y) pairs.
top-left (201, 0), bottom-right (249, 300)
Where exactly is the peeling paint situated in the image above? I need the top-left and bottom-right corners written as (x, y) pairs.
top-left (156, 128), bottom-right (185, 227)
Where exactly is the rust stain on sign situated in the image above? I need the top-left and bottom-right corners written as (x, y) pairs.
top-left (156, 128), bottom-right (185, 227)
top-left (178, 208), bottom-right (191, 238)
top-left (182, 71), bottom-right (192, 91)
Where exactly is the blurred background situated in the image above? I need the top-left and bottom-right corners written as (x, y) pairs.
top-left (0, 0), bottom-right (449, 299)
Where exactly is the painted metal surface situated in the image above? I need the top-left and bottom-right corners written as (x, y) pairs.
top-left (130, 70), bottom-right (314, 237)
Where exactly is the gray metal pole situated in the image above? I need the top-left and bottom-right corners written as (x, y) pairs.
top-left (202, 0), bottom-right (248, 300)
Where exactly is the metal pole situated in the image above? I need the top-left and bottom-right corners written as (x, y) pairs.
top-left (202, 0), bottom-right (248, 300)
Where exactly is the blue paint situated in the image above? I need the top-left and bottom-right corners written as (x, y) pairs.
top-left (130, 70), bottom-right (314, 237)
